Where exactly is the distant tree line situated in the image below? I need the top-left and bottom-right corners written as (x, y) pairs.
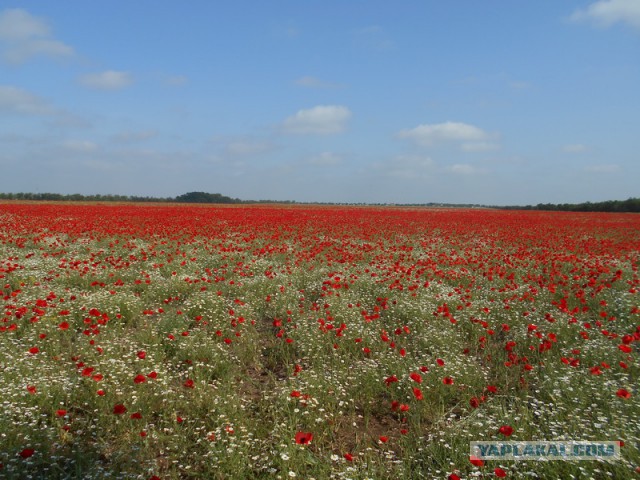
top-left (0, 192), bottom-right (174, 202)
top-left (0, 191), bottom-right (295, 205)
top-left (0, 192), bottom-right (637, 211)
top-left (499, 197), bottom-right (640, 213)
top-left (174, 192), bottom-right (241, 204)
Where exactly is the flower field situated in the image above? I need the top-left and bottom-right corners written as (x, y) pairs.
top-left (0, 203), bottom-right (638, 479)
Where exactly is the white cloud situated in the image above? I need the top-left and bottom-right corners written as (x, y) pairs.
top-left (562, 143), bottom-right (588, 153)
top-left (295, 76), bottom-right (344, 89)
top-left (0, 85), bottom-right (53, 115)
top-left (571, 0), bottom-right (640, 30)
top-left (398, 121), bottom-right (490, 147)
top-left (309, 152), bottom-right (342, 166)
top-left (79, 71), bottom-right (133, 90)
top-left (0, 8), bottom-right (74, 63)
top-left (282, 105), bottom-right (351, 135)
top-left (0, 8), bottom-right (48, 40)
top-left (584, 164), bottom-right (621, 173)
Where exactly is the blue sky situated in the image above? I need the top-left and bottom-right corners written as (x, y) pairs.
top-left (1, 1), bottom-right (638, 205)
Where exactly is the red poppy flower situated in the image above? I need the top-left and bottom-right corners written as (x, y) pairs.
top-left (147, 371), bottom-right (158, 379)
top-left (412, 387), bottom-right (424, 400)
top-left (494, 467), bottom-right (507, 477)
top-left (290, 390), bottom-right (301, 398)
top-left (97, 389), bottom-right (105, 396)
top-left (436, 358), bottom-right (445, 366)
top-left (344, 452), bottom-right (354, 461)
top-left (409, 372), bottom-right (423, 384)
top-left (56, 409), bottom-right (67, 417)
top-left (19, 448), bottom-right (35, 459)
top-left (448, 474), bottom-right (461, 480)
top-left (137, 351), bottom-right (146, 359)
top-left (58, 321), bottom-right (69, 330)
top-left (295, 431), bottom-right (313, 445)
top-left (443, 377), bottom-right (454, 385)
top-left (26, 385), bottom-right (36, 394)
top-left (470, 455), bottom-right (484, 467)
top-left (470, 397), bottom-right (480, 408)
top-left (113, 404), bottom-right (127, 414)
top-left (379, 436), bottom-right (389, 443)
top-left (616, 388), bottom-right (631, 399)
top-left (134, 374), bottom-right (146, 384)
top-left (384, 375), bottom-right (399, 386)
top-left (28, 347), bottom-right (39, 355)
top-left (130, 412), bottom-right (142, 419)
top-left (499, 425), bottom-right (514, 436)
top-left (183, 379), bottom-right (195, 388)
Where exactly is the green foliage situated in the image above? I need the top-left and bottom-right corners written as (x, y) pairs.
top-left (174, 191), bottom-right (242, 204)
top-left (502, 197), bottom-right (640, 212)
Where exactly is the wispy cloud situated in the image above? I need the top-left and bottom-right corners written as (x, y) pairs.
top-left (79, 70), bottom-right (133, 90)
top-left (111, 131), bottom-right (157, 143)
top-left (372, 154), bottom-right (436, 180)
top-left (166, 75), bottom-right (188, 86)
top-left (0, 85), bottom-right (54, 115)
top-left (282, 105), bottom-right (351, 135)
top-left (225, 140), bottom-right (276, 156)
top-left (61, 140), bottom-right (98, 153)
top-left (509, 80), bottom-right (532, 90)
top-left (584, 164), bottom-right (620, 173)
top-left (461, 142), bottom-right (500, 152)
top-left (353, 25), bottom-right (394, 51)
top-left (562, 143), bottom-right (588, 153)
top-left (447, 163), bottom-right (486, 175)
top-left (308, 152), bottom-right (342, 166)
top-left (570, 0), bottom-right (640, 30)
top-left (0, 8), bottom-right (74, 64)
